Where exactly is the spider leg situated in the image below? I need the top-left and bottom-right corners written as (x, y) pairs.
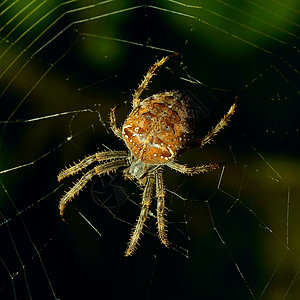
top-left (155, 167), bottom-right (169, 248)
top-left (109, 106), bottom-right (123, 139)
top-left (59, 168), bottom-right (98, 221)
top-left (124, 173), bottom-right (155, 256)
top-left (58, 154), bottom-right (97, 182)
top-left (59, 158), bottom-right (129, 221)
top-left (57, 150), bottom-right (127, 181)
top-left (132, 53), bottom-right (178, 108)
top-left (166, 161), bottom-right (223, 175)
top-left (192, 102), bottom-right (237, 148)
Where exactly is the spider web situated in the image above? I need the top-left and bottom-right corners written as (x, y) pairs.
top-left (0, 0), bottom-right (300, 299)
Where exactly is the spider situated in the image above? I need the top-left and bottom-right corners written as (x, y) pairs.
top-left (57, 54), bottom-right (236, 257)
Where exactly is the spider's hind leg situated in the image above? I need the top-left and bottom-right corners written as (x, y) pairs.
top-left (109, 106), bottom-right (123, 139)
top-left (195, 101), bottom-right (237, 148)
top-left (132, 53), bottom-right (179, 108)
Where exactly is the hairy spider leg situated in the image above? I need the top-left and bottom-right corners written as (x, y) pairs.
top-left (132, 54), bottom-right (177, 108)
top-left (59, 168), bottom-right (98, 221)
top-left (58, 151), bottom-right (127, 181)
top-left (125, 173), bottom-right (155, 256)
top-left (124, 161), bottom-right (222, 256)
top-left (155, 167), bottom-right (169, 247)
top-left (196, 102), bottom-right (237, 148)
top-left (166, 161), bottom-right (223, 175)
top-left (109, 106), bottom-right (123, 139)
top-left (109, 53), bottom-right (179, 139)
top-left (59, 157), bottom-right (129, 221)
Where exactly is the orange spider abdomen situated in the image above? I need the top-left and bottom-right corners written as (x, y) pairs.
top-left (122, 92), bottom-right (195, 164)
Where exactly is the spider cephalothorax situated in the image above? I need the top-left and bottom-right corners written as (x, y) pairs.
top-left (58, 54), bottom-right (236, 256)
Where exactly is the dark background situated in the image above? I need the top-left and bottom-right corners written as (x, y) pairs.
top-left (1, 1), bottom-right (300, 299)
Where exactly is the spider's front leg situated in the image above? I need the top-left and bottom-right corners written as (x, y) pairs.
top-left (125, 173), bottom-right (155, 256)
top-left (155, 167), bottom-right (169, 248)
